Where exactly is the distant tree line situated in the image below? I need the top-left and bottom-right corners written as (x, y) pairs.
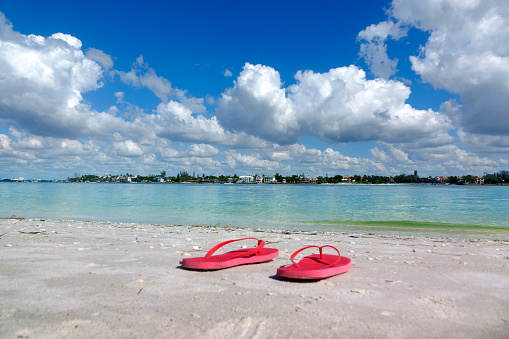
top-left (484, 171), bottom-right (509, 184)
top-left (67, 170), bottom-right (509, 185)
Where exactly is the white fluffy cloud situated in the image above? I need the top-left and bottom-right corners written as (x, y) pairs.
top-left (86, 48), bottom-right (114, 71)
top-left (189, 144), bottom-right (220, 157)
top-left (113, 140), bottom-right (143, 157)
top-left (0, 13), bottom-right (124, 139)
top-left (114, 91), bottom-right (125, 103)
top-left (0, 134), bottom-right (11, 150)
top-left (0, 16), bottom-right (275, 177)
top-left (144, 100), bottom-right (230, 143)
top-left (217, 63), bottom-right (453, 146)
top-left (357, 20), bottom-right (406, 79)
top-left (0, 128), bottom-right (103, 176)
top-left (217, 63), bottom-right (297, 144)
top-left (260, 144), bottom-right (388, 175)
top-left (0, 6), bottom-right (506, 179)
top-left (359, 0), bottom-right (509, 135)
top-left (115, 56), bottom-right (173, 102)
top-left (223, 150), bottom-right (284, 172)
top-left (457, 131), bottom-right (509, 154)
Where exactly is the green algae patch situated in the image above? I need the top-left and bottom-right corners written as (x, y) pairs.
top-left (308, 220), bottom-right (509, 238)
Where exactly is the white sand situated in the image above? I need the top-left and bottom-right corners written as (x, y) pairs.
top-left (1, 218), bottom-right (508, 338)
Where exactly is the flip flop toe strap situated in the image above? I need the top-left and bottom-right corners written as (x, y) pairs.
top-left (290, 245), bottom-right (342, 268)
top-left (205, 237), bottom-right (265, 260)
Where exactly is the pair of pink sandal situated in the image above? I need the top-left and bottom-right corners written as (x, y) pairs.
top-left (180, 237), bottom-right (351, 280)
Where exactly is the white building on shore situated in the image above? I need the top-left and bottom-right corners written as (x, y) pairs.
top-left (238, 176), bottom-right (254, 183)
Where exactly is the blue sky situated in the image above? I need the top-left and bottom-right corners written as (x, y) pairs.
top-left (0, 0), bottom-right (508, 179)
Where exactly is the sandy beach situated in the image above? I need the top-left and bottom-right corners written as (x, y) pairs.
top-left (1, 217), bottom-right (508, 338)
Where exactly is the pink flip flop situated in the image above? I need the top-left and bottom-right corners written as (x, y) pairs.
top-left (276, 245), bottom-right (351, 280)
top-left (180, 237), bottom-right (279, 270)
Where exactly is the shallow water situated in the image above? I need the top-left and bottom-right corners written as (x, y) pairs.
top-left (1, 183), bottom-right (508, 237)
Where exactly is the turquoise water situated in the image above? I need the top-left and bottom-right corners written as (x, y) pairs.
top-left (1, 183), bottom-right (508, 236)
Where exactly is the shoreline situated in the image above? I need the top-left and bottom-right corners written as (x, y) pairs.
top-left (3, 181), bottom-right (509, 186)
top-left (4, 216), bottom-right (509, 241)
top-left (1, 218), bottom-right (508, 338)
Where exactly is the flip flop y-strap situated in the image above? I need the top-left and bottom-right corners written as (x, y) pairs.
top-left (205, 237), bottom-right (265, 260)
top-left (290, 245), bottom-right (343, 269)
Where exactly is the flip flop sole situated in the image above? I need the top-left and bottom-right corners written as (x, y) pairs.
top-left (181, 248), bottom-right (279, 270)
top-left (277, 255), bottom-right (352, 279)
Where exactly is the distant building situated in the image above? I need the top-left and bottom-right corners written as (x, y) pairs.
top-left (238, 176), bottom-right (254, 183)
top-left (435, 176), bottom-right (448, 184)
top-left (342, 176), bottom-right (352, 183)
top-left (298, 177), bottom-right (317, 184)
top-left (263, 176), bottom-right (277, 183)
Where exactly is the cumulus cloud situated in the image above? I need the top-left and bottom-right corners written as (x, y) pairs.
top-left (0, 8), bottom-right (506, 179)
top-left (457, 130), bottom-right (509, 154)
top-left (0, 134), bottom-right (13, 158)
top-left (188, 144), bottom-right (220, 157)
top-left (0, 13), bottom-right (125, 139)
top-left (217, 63), bottom-right (297, 144)
top-left (58, 139), bottom-right (92, 156)
top-left (125, 97), bottom-right (265, 149)
top-left (223, 150), bottom-right (283, 171)
top-left (440, 148), bottom-right (500, 173)
top-left (360, 0), bottom-right (509, 135)
top-left (217, 63), bottom-right (453, 147)
top-left (0, 128), bottom-right (103, 176)
top-left (114, 91), bottom-right (125, 103)
top-left (262, 143), bottom-right (390, 175)
top-left (114, 56), bottom-right (210, 117)
top-left (112, 139), bottom-right (143, 157)
top-left (368, 139), bottom-right (505, 176)
top-left (206, 94), bottom-right (215, 105)
top-left (223, 69), bottom-right (233, 77)
top-left (357, 20), bottom-right (406, 79)
top-left (290, 66), bottom-right (453, 146)
top-left (115, 56), bottom-right (172, 102)
top-left (86, 48), bottom-right (114, 71)
top-left (146, 100), bottom-right (229, 143)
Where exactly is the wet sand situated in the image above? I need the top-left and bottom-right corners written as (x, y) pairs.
top-left (1, 218), bottom-right (508, 338)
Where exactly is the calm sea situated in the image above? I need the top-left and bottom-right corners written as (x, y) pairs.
top-left (1, 183), bottom-right (508, 237)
